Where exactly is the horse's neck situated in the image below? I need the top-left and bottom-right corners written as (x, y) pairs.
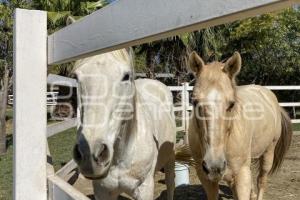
top-left (112, 86), bottom-right (152, 165)
top-left (113, 118), bottom-right (136, 161)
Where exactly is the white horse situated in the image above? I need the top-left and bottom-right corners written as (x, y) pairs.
top-left (72, 49), bottom-right (176, 200)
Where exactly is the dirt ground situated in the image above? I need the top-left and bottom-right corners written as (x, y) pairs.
top-left (73, 135), bottom-right (300, 200)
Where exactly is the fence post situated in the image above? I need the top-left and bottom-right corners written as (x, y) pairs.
top-left (13, 9), bottom-right (47, 200)
top-left (183, 82), bottom-right (190, 144)
top-left (180, 83), bottom-right (186, 137)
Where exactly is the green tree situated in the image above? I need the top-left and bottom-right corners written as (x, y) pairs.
top-left (187, 26), bottom-right (226, 63)
top-left (0, 0), bottom-right (30, 154)
top-left (32, 0), bottom-right (109, 76)
top-left (32, 0), bottom-right (108, 32)
top-left (134, 26), bottom-right (226, 85)
top-left (225, 8), bottom-right (300, 86)
top-left (134, 36), bottom-right (189, 84)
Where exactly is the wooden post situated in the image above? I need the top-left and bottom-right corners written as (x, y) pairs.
top-left (13, 9), bottom-right (47, 200)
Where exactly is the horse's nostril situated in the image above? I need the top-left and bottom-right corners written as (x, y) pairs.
top-left (93, 144), bottom-right (109, 164)
top-left (202, 161), bottom-right (210, 174)
top-left (73, 144), bottom-right (83, 162)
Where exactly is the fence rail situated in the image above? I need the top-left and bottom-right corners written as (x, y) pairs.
top-left (8, 92), bottom-right (59, 106)
top-left (169, 84), bottom-right (300, 133)
top-left (40, 74), bottom-right (300, 132)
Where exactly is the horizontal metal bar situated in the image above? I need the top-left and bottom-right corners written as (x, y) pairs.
top-left (292, 119), bottom-right (300, 124)
top-left (48, 175), bottom-right (90, 200)
top-left (8, 93), bottom-right (58, 106)
top-left (47, 118), bottom-right (77, 138)
top-left (169, 86), bottom-right (183, 91)
top-left (173, 107), bottom-right (184, 112)
top-left (55, 159), bottom-right (77, 179)
top-left (135, 73), bottom-right (175, 78)
top-left (187, 86), bottom-right (193, 91)
top-left (279, 103), bottom-right (300, 107)
top-left (176, 127), bottom-right (184, 132)
top-left (265, 86), bottom-right (300, 90)
top-left (47, 74), bottom-right (78, 88)
top-left (48, 0), bottom-right (296, 65)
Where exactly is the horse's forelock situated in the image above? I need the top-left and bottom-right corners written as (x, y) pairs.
top-left (72, 48), bottom-right (133, 74)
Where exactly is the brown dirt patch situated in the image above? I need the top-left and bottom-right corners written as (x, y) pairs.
top-left (73, 135), bottom-right (300, 199)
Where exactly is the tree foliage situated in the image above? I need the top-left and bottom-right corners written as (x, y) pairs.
top-left (32, 0), bottom-right (108, 32)
top-left (0, 0), bottom-right (30, 154)
top-left (134, 36), bottom-right (189, 82)
top-left (0, 0), bottom-right (30, 73)
top-left (224, 8), bottom-right (300, 86)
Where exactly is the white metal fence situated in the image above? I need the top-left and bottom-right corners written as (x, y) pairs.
top-left (13, 1), bottom-right (300, 200)
top-left (170, 83), bottom-right (300, 134)
top-left (43, 76), bottom-right (300, 133)
top-left (8, 92), bottom-right (59, 106)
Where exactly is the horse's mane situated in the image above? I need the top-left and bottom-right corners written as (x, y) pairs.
top-left (111, 48), bottom-right (133, 67)
top-left (72, 48), bottom-right (134, 73)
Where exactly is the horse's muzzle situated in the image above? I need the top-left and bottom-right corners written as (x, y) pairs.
top-left (73, 140), bottom-right (111, 179)
top-left (202, 159), bottom-right (226, 182)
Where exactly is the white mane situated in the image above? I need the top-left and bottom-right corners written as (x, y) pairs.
top-left (73, 48), bottom-right (133, 72)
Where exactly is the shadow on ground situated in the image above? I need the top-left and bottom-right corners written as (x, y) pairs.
top-left (156, 184), bottom-right (233, 200)
top-left (87, 184), bottom-right (233, 200)
top-left (87, 194), bottom-right (133, 200)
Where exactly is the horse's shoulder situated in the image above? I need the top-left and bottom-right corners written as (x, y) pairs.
top-left (134, 78), bottom-right (169, 89)
top-left (237, 84), bottom-right (272, 95)
top-left (134, 79), bottom-right (172, 101)
top-left (236, 84), bottom-right (278, 104)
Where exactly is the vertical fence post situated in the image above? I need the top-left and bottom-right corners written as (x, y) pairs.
top-left (181, 83), bottom-right (186, 135)
top-left (13, 9), bottom-right (47, 200)
top-left (183, 82), bottom-right (189, 143)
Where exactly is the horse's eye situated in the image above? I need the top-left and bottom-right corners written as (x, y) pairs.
top-left (227, 101), bottom-right (235, 112)
top-left (122, 73), bottom-right (130, 81)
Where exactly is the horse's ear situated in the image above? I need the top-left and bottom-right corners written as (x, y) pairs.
top-left (189, 51), bottom-right (205, 74)
top-left (223, 52), bottom-right (241, 79)
top-left (66, 16), bottom-right (76, 26)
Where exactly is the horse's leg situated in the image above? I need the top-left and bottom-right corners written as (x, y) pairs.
top-left (257, 143), bottom-right (276, 200)
top-left (165, 155), bottom-right (175, 200)
top-left (250, 178), bottom-right (257, 200)
top-left (133, 175), bottom-right (154, 200)
top-left (93, 185), bottom-right (118, 200)
top-left (233, 165), bottom-right (252, 200)
top-left (195, 164), bottom-right (219, 200)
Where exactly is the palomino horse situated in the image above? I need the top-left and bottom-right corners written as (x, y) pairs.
top-left (188, 51), bottom-right (292, 200)
top-left (72, 49), bottom-right (176, 200)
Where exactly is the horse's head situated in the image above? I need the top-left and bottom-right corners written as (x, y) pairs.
top-left (72, 49), bottom-right (135, 179)
top-left (189, 51), bottom-right (241, 181)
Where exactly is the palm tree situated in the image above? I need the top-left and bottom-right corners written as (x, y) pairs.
top-left (187, 26), bottom-right (226, 62)
top-left (134, 26), bottom-right (226, 85)
top-left (134, 36), bottom-right (190, 84)
top-left (32, 0), bottom-right (109, 32)
top-left (32, 0), bottom-right (109, 75)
